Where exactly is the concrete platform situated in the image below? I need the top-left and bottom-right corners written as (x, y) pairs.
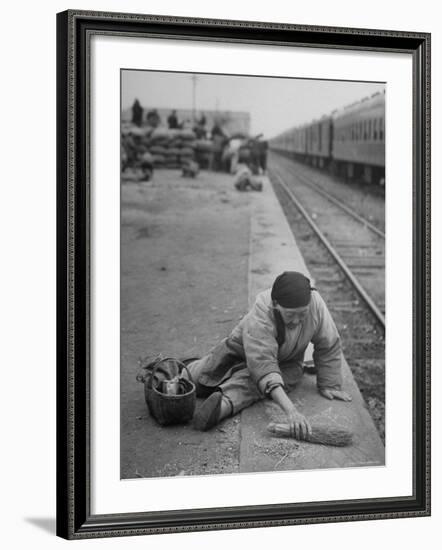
top-left (239, 177), bottom-right (385, 472)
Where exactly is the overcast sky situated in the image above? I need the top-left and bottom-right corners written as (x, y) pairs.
top-left (122, 70), bottom-right (385, 138)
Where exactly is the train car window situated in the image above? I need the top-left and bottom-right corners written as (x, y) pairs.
top-left (379, 117), bottom-right (384, 140)
top-left (368, 119), bottom-right (372, 140)
top-left (373, 119), bottom-right (378, 140)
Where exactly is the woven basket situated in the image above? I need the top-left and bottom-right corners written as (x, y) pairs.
top-left (143, 358), bottom-right (196, 426)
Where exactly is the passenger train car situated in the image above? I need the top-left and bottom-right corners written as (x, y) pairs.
top-left (270, 90), bottom-right (385, 185)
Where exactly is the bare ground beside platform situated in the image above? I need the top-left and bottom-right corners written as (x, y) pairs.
top-left (270, 152), bottom-right (385, 233)
top-left (120, 169), bottom-right (251, 479)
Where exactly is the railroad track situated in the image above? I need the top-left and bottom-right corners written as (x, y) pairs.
top-left (269, 167), bottom-right (385, 331)
top-left (270, 151), bottom-right (385, 231)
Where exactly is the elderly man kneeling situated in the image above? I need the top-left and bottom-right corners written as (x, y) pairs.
top-left (187, 271), bottom-right (351, 438)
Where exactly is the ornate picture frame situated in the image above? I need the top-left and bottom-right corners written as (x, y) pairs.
top-left (56, 10), bottom-right (430, 539)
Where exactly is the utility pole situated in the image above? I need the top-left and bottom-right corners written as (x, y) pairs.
top-left (191, 74), bottom-right (198, 124)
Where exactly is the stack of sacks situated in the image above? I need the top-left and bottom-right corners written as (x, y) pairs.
top-left (121, 125), bottom-right (221, 170)
top-left (148, 128), bottom-right (198, 169)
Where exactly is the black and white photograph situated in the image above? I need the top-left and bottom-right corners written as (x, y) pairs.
top-left (1, 0), bottom-right (438, 545)
top-left (120, 70), bottom-right (386, 479)
top-left (51, 4), bottom-right (432, 542)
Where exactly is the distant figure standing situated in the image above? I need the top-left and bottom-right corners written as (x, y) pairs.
top-left (211, 121), bottom-right (225, 140)
top-left (225, 137), bottom-right (244, 174)
top-left (194, 112), bottom-right (207, 139)
top-left (131, 99), bottom-right (143, 127)
top-left (167, 110), bottom-right (179, 129)
top-left (211, 121), bottom-right (227, 171)
top-left (249, 135), bottom-right (268, 175)
top-left (146, 109), bottom-right (161, 128)
top-left (258, 138), bottom-right (269, 174)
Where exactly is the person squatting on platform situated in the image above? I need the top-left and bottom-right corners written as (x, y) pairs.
top-left (187, 271), bottom-right (352, 437)
top-left (233, 163), bottom-right (263, 192)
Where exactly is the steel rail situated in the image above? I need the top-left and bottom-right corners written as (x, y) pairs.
top-left (291, 170), bottom-right (385, 239)
top-left (275, 159), bottom-right (385, 239)
top-left (271, 170), bottom-right (386, 330)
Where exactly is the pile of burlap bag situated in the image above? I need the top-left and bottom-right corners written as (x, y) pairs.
top-left (122, 126), bottom-right (214, 170)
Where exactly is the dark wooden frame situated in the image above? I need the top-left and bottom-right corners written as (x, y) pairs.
top-left (56, 9), bottom-right (431, 540)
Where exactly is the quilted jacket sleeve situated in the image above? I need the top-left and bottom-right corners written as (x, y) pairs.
top-left (242, 301), bottom-right (284, 394)
top-left (311, 293), bottom-right (343, 390)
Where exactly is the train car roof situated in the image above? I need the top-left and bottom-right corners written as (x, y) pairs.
top-left (270, 89), bottom-right (384, 140)
top-left (307, 114), bottom-right (333, 126)
top-left (332, 90), bottom-right (385, 121)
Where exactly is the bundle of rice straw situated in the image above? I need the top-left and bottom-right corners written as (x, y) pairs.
top-left (267, 422), bottom-right (353, 447)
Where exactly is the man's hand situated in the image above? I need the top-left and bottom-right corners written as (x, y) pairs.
top-left (286, 405), bottom-right (312, 440)
top-left (319, 388), bottom-right (352, 401)
top-left (268, 385), bottom-right (312, 440)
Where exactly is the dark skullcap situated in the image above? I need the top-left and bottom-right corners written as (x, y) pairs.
top-left (271, 271), bottom-right (313, 308)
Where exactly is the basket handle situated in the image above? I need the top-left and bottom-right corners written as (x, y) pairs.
top-left (136, 356), bottom-right (194, 385)
top-left (150, 358), bottom-right (191, 389)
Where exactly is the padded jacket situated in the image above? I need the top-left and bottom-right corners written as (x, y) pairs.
top-left (197, 288), bottom-right (343, 394)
